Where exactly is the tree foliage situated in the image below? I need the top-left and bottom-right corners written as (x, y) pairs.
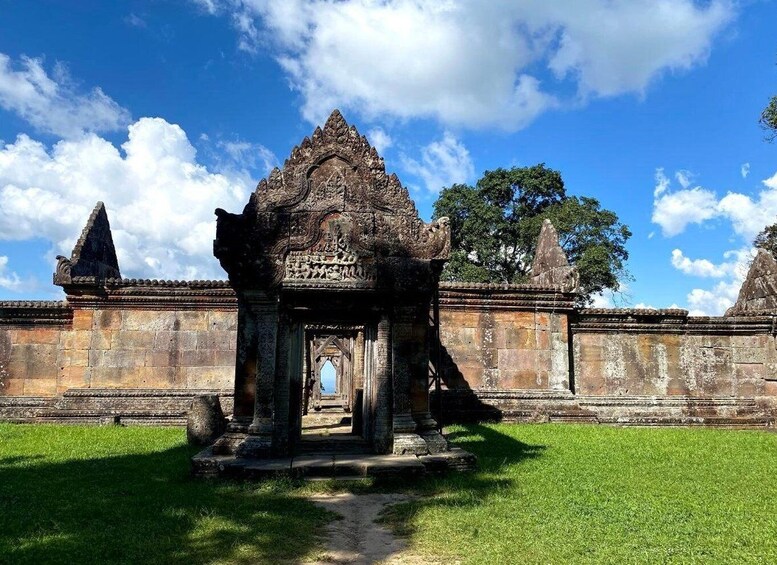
top-left (760, 95), bottom-right (777, 142)
top-left (754, 223), bottom-right (777, 256)
top-left (432, 164), bottom-right (632, 303)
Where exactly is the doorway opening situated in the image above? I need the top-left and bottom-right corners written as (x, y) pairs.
top-left (299, 328), bottom-right (369, 453)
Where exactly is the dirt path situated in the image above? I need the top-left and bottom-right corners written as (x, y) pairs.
top-left (305, 492), bottom-right (433, 565)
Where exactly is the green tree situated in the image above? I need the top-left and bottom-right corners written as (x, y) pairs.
top-left (760, 95), bottom-right (777, 142)
top-left (753, 223), bottom-right (777, 256)
top-left (432, 164), bottom-right (632, 304)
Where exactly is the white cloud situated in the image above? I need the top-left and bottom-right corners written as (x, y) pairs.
top-left (367, 127), bottom-right (392, 155)
top-left (0, 118), bottom-right (253, 280)
top-left (675, 169), bottom-right (693, 189)
top-left (671, 247), bottom-right (753, 315)
top-left (401, 132), bottom-right (474, 193)
top-left (200, 1), bottom-right (734, 130)
top-left (652, 185), bottom-right (718, 237)
top-left (0, 53), bottom-right (131, 138)
top-left (686, 280), bottom-right (742, 316)
top-left (741, 162), bottom-right (750, 178)
top-left (215, 139), bottom-right (278, 177)
top-left (651, 168), bottom-right (777, 240)
top-left (671, 248), bottom-right (728, 278)
top-left (0, 256), bottom-right (23, 292)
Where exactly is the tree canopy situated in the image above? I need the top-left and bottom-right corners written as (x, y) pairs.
top-left (760, 95), bottom-right (777, 142)
top-left (432, 164), bottom-right (631, 304)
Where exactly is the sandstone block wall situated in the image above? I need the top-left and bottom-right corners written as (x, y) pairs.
top-left (1, 284), bottom-right (776, 426)
top-left (572, 311), bottom-right (777, 398)
top-left (440, 309), bottom-right (570, 392)
top-left (0, 302), bottom-right (236, 399)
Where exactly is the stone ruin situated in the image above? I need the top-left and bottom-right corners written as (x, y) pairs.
top-left (1, 110), bottom-right (776, 479)
top-left (198, 110), bottom-right (473, 475)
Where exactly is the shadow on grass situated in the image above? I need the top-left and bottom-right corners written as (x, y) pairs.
top-left (378, 423), bottom-right (545, 537)
top-left (0, 443), bottom-right (330, 565)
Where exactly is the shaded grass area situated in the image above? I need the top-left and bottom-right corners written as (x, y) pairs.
top-left (382, 424), bottom-right (777, 564)
top-left (0, 424), bottom-right (331, 565)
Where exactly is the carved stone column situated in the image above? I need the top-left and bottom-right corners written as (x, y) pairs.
top-left (409, 311), bottom-right (448, 454)
top-left (391, 306), bottom-right (428, 455)
top-left (371, 314), bottom-right (393, 454)
top-left (236, 293), bottom-right (279, 458)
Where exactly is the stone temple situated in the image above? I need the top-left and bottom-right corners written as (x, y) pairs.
top-left (1, 111), bottom-right (777, 478)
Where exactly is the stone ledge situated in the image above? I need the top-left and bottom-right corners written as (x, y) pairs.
top-left (191, 447), bottom-right (476, 480)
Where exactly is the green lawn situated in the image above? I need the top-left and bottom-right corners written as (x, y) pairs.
top-left (1, 423), bottom-right (776, 564)
top-left (0, 424), bottom-right (331, 565)
top-left (384, 424), bottom-right (777, 564)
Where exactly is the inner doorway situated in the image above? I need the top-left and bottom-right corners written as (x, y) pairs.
top-left (299, 327), bottom-right (368, 452)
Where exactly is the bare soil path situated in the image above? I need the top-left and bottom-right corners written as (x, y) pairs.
top-left (305, 492), bottom-right (440, 565)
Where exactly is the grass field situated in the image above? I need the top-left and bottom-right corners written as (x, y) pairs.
top-left (1, 423), bottom-right (776, 564)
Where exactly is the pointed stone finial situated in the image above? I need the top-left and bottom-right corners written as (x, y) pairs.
top-left (530, 219), bottom-right (579, 292)
top-left (324, 109), bottom-right (346, 131)
top-left (54, 201), bottom-right (121, 285)
top-left (725, 249), bottom-right (777, 315)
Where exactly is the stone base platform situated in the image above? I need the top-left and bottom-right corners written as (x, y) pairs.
top-left (191, 446), bottom-right (476, 480)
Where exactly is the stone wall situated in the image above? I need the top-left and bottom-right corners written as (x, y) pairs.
top-left (1, 282), bottom-right (776, 426)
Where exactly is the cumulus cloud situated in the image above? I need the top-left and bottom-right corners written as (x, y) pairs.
top-left (367, 127), bottom-right (392, 154)
top-left (401, 132), bottom-right (474, 193)
top-left (0, 53), bottom-right (131, 138)
top-left (741, 162), bottom-right (750, 178)
top-left (671, 249), bottom-right (728, 278)
top-left (686, 280), bottom-right (743, 316)
top-left (198, 0), bottom-right (734, 130)
top-left (0, 118), bottom-right (253, 280)
top-left (651, 168), bottom-right (777, 240)
top-left (652, 169), bottom-right (718, 236)
top-left (0, 256), bottom-right (23, 292)
top-left (669, 247), bottom-right (753, 315)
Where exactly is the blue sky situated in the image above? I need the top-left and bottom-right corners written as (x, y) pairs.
top-left (0, 0), bottom-right (775, 314)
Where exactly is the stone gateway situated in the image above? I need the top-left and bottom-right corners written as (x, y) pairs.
top-left (204, 110), bottom-right (461, 469)
top-left (1, 111), bottom-right (776, 476)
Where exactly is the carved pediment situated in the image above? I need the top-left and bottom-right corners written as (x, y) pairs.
top-left (214, 110), bottom-right (450, 291)
top-left (284, 213), bottom-right (376, 288)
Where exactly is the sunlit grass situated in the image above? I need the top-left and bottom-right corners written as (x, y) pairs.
top-left (383, 424), bottom-right (777, 564)
top-left (3, 423), bottom-right (776, 564)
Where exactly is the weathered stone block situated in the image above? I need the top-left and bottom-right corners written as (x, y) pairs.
top-left (111, 330), bottom-right (155, 350)
top-left (0, 379), bottom-right (24, 396)
top-left (90, 330), bottom-right (112, 350)
top-left (9, 344), bottom-right (58, 380)
top-left (73, 330), bottom-right (92, 350)
top-left (58, 366), bottom-right (88, 390)
top-left (72, 309), bottom-right (94, 330)
top-left (12, 328), bottom-right (61, 345)
top-left (94, 309), bottom-right (122, 330)
top-left (174, 311), bottom-right (210, 332)
top-left (208, 311), bottom-right (237, 331)
top-left (187, 395), bottom-right (227, 446)
top-left (195, 331), bottom-right (237, 351)
top-left (732, 347), bottom-right (768, 364)
top-left (122, 310), bottom-right (178, 331)
top-left (153, 330), bottom-right (197, 351)
top-left (24, 378), bottom-right (57, 396)
top-left (184, 366), bottom-right (233, 389)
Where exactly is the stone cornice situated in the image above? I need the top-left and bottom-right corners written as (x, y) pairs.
top-left (61, 279), bottom-right (237, 310)
top-left (573, 309), bottom-right (775, 335)
top-left (438, 283), bottom-right (576, 312)
top-left (0, 301), bottom-right (72, 325)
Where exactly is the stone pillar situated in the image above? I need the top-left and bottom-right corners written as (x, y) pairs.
top-left (236, 293), bottom-right (279, 458)
top-left (230, 299), bottom-right (258, 426)
top-left (372, 314), bottom-right (393, 454)
top-left (392, 306), bottom-right (428, 455)
top-left (410, 310), bottom-right (448, 454)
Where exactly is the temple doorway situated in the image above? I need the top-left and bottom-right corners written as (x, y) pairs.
top-left (298, 326), bottom-right (369, 453)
